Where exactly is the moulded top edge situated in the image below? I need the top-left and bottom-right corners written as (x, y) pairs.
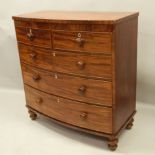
top-left (12, 11), bottom-right (139, 24)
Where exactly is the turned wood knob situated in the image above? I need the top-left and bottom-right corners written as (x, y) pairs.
top-left (77, 61), bottom-right (85, 69)
top-left (78, 85), bottom-right (87, 94)
top-left (32, 74), bottom-right (40, 81)
top-left (27, 29), bottom-right (34, 41)
top-left (36, 97), bottom-right (43, 104)
top-left (80, 112), bottom-right (87, 120)
top-left (29, 53), bottom-right (37, 59)
top-left (75, 37), bottom-right (85, 47)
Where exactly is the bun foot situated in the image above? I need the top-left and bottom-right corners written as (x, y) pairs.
top-left (28, 109), bottom-right (37, 120)
top-left (107, 137), bottom-right (118, 151)
top-left (126, 118), bottom-right (134, 129)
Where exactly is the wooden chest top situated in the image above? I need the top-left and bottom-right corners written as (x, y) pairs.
top-left (13, 11), bottom-right (138, 24)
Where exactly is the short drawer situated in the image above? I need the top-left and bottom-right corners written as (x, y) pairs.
top-left (25, 85), bottom-right (112, 133)
top-left (18, 44), bottom-right (112, 79)
top-left (15, 27), bottom-right (51, 48)
top-left (22, 64), bottom-right (112, 106)
top-left (53, 31), bottom-right (112, 53)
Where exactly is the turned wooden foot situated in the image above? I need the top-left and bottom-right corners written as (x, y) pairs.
top-left (126, 118), bottom-right (134, 129)
top-left (28, 109), bottom-right (37, 120)
top-left (107, 137), bottom-right (118, 151)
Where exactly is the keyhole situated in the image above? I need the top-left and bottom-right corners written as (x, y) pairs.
top-left (29, 29), bottom-right (32, 34)
top-left (57, 98), bottom-right (60, 103)
top-left (54, 74), bottom-right (58, 79)
top-left (53, 52), bottom-right (56, 57)
top-left (78, 33), bottom-right (81, 38)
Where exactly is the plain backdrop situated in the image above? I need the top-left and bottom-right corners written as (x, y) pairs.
top-left (0, 0), bottom-right (155, 104)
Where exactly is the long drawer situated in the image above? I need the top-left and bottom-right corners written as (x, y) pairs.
top-left (53, 30), bottom-right (112, 53)
top-left (22, 63), bottom-right (112, 106)
top-left (25, 85), bottom-right (112, 133)
top-left (18, 44), bottom-right (112, 79)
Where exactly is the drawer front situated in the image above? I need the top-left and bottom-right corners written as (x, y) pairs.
top-left (53, 31), bottom-right (112, 53)
top-left (19, 44), bottom-right (112, 78)
top-left (25, 85), bottom-right (112, 133)
top-left (22, 64), bottom-right (112, 106)
top-left (16, 27), bottom-right (51, 48)
top-left (18, 44), bottom-right (54, 71)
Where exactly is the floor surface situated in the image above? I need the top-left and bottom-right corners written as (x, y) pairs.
top-left (0, 88), bottom-right (155, 155)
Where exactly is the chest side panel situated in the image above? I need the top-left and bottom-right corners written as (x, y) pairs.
top-left (113, 17), bottom-right (138, 133)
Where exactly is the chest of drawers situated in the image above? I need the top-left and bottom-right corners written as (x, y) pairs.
top-left (13, 11), bottom-right (138, 151)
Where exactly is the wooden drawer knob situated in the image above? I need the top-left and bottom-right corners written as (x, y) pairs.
top-left (27, 29), bottom-right (34, 41)
top-left (29, 53), bottom-right (37, 59)
top-left (36, 97), bottom-right (43, 104)
top-left (75, 37), bottom-right (85, 47)
top-left (77, 61), bottom-right (85, 69)
top-left (78, 85), bottom-right (87, 94)
top-left (32, 74), bottom-right (40, 81)
top-left (80, 112), bottom-right (87, 120)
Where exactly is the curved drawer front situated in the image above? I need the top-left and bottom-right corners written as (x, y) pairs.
top-left (15, 27), bottom-right (51, 48)
top-left (19, 44), bottom-right (112, 79)
top-left (22, 64), bottom-right (112, 106)
top-left (25, 85), bottom-right (112, 133)
top-left (53, 31), bottom-right (112, 53)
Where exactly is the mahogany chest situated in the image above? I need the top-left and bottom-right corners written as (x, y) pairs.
top-left (13, 11), bottom-right (138, 151)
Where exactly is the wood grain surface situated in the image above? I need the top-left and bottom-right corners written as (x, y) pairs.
top-left (21, 63), bottom-right (112, 106)
top-left (16, 27), bottom-right (51, 48)
top-left (25, 85), bottom-right (112, 133)
top-left (112, 17), bottom-right (138, 133)
top-left (53, 30), bottom-right (112, 53)
top-left (18, 43), bottom-right (112, 79)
